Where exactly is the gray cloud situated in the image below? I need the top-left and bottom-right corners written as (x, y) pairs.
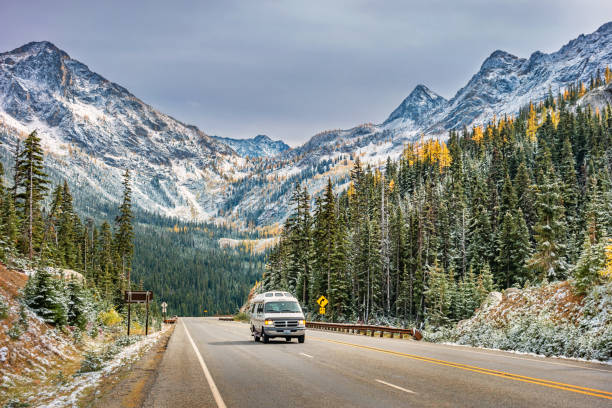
top-left (1, 0), bottom-right (611, 145)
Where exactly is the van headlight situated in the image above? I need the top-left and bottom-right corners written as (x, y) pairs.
top-left (264, 320), bottom-right (274, 326)
top-left (298, 320), bottom-right (305, 326)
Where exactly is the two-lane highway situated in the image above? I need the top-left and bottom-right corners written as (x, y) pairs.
top-left (143, 318), bottom-right (612, 407)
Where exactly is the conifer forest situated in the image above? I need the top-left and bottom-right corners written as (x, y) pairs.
top-left (264, 77), bottom-right (612, 327)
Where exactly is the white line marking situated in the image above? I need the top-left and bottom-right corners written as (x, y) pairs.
top-left (300, 352), bottom-right (313, 358)
top-left (376, 379), bottom-right (416, 394)
top-left (184, 321), bottom-right (227, 408)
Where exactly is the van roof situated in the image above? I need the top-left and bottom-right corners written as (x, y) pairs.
top-left (252, 291), bottom-right (297, 303)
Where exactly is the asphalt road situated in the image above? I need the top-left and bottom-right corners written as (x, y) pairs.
top-left (143, 317), bottom-right (612, 408)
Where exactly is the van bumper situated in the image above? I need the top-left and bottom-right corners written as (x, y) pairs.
top-left (263, 327), bottom-right (306, 337)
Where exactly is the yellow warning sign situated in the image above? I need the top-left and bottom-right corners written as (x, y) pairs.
top-left (316, 296), bottom-right (328, 307)
top-left (319, 307), bottom-right (326, 315)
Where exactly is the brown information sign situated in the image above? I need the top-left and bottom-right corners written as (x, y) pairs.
top-left (124, 290), bottom-right (154, 303)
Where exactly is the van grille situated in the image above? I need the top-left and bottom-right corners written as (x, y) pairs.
top-left (274, 320), bottom-right (299, 328)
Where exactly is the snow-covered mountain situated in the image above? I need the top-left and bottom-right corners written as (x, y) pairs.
top-left (384, 84), bottom-right (447, 129)
top-left (0, 41), bottom-right (245, 220)
top-left (222, 22), bottom-right (612, 225)
top-left (0, 22), bottom-right (611, 226)
top-left (211, 134), bottom-right (289, 158)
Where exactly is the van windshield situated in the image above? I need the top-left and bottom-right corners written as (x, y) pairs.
top-left (264, 301), bottom-right (301, 313)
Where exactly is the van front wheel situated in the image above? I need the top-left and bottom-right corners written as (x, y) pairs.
top-left (262, 332), bottom-right (270, 344)
top-left (298, 335), bottom-right (305, 343)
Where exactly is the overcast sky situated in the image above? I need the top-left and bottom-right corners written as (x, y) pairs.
top-left (2, 1), bottom-right (611, 145)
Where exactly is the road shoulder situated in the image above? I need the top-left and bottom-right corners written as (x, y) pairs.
top-left (86, 326), bottom-right (174, 408)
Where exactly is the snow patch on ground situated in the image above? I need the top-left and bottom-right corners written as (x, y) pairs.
top-left (36, 328), bottom-right (168, 408)
top-left (425, 281), bottom-right (612, 362)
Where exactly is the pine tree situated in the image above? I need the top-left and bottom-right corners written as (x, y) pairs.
top-left (58, 181), bottom-right (76, 268)
top-left (528, 171), bottom-right (568, 281)
top-left (558, 137), bottom-right (580, 262)
top-left (467, 178), bottom-right (493, 269)
top-left (424, 259), bottom-right (450, 327)
top-left (514, 160), bottom-right (536, 233)
top-left (23, 268), bottom-right (67, 326)
top-left (573, 235), bottom-right (606, 295)
top-left (1, 194), bottom-right (18, 255)
top-left (15, 131), bottom-right (49, 259)
top-left (115, 170), bottom-right (134, 289)
top-left (66, 279), bottom-right (90, 330)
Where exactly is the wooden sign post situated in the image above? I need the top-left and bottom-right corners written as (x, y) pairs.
top-left (124, 291), bottom-right (154, 336)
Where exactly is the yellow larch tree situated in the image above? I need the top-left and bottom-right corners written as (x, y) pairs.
top-left (526, 102), bottom-right (538, 142)
top-left (602, 238), bottom-right (612, 279)
top-left (472, 125), bottom-right (484, 142)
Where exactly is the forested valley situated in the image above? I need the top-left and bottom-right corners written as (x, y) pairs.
top-left (0, 130), bottom-right (263, 325)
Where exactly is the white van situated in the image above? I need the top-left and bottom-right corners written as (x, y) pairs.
top-left (249, 291), bottom-right (306, 343)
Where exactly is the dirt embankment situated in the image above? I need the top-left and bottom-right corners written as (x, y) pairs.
top-left (436, 280), bottom-right (612, 361)
top-left (0, 264), bottom-right (81, 404)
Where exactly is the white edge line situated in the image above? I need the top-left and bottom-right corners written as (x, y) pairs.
top-left (183, 320), bottom-right (228, 408)
top-left (434, 343), bottom-right (612, 373)
top-left (376, 379), bottom-right (416, 394)
top-left (300, 352), bottom-right (314, 358)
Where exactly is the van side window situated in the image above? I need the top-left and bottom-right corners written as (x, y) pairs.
top-left (257, 304), bottom-right (263, 314)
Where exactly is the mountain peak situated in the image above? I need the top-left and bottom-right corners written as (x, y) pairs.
top-left (384, 84), bottom-right (447, 125)
top-left (480, 49), bottom-right (520, 71)
top-left (4, 41), bottom-right (68, 58)
top-left (211, 134), bottom-right (289, 158)
top-left (253, 134), bottom-right (272, 142)
top-left (596, 21), bottom-right (612, 33)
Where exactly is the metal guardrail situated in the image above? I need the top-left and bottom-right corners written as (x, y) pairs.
top-left (218, 316), bottom-right (234, 321)
top-left (306, 321), bottom-right (423, 341)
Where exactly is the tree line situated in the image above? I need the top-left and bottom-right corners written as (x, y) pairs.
top-left (0, 130), bottom-right (135, 315)
top-left (264, 82), bottom-right (612, 327)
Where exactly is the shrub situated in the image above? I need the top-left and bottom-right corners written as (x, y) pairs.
top-left (115, 335), bottom-right (142, 348)
top-left (3, 398), bottom-right (30, 408)
top-left (7, 325), bottom-right (22, 340)
top-left (72, 328), bottom-right (83, 345)
top-left (100, 344), bottom-right (121, 361)
top-left (234, 312), bottom-right (249, 322)
top-left (0, 295), bottom-right (8, 320)
top-left (99, 308), bottom-right (122, 327)
top-left (78, 351), bottom-right (103, 373)
top-left (18, 305), bottom-right (29, 332)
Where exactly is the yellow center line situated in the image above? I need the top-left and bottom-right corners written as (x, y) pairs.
top-left (311, 337), bottom-right (612, 400)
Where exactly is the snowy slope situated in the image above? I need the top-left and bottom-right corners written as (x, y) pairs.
top-left (0, 41), bottom-right (244, 220)
top-left (431, 281), bottom-right (612, 361)
top-left (0, 23), bottom-right (611, 227)
top-left (212, 134), bottom-right (289, 158)
top-left (227, 22), bottom-right (612, 225)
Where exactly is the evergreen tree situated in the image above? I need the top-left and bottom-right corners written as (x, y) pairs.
top-left (528, 172), bottom-right (568, 281)
top-left (424, 260), bottom-right (450, 327)
top-left (115, 170), bottom-right (134, 289)
top-left (58, 181), bottom-right (76, 268)
top-left (66, 279), bottom-right (90, 330)
top-left (1, 194), bottom-right (18, 255)
top-left (15, 131), bottom-right (49, 259)
top-left (573, 235), bottom-right (606, 295)
top-left (23, 268), bottom-right (67, 326)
